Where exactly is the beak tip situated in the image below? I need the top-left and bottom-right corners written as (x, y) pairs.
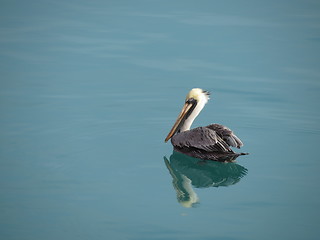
top-left (164, 135), bottom-right (171, 143)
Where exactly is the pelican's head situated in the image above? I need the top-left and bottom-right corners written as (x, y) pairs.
top-left (185, 88), bottom-right (210, 105)
top-left (165, 88), bottom-right (210, 142)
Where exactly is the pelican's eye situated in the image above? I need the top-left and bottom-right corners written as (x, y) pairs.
top-left (186, 98), bottom-right (197, 104)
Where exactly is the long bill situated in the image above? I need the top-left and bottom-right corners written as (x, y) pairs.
top-left (164, 102), bottom-right (193, 142)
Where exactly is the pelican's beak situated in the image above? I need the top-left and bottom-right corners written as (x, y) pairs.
top-left (165, 102), bottom-right (194, 142)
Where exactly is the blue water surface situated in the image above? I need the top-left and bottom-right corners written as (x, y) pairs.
top-left (1, 1), bottom-right (320, 239)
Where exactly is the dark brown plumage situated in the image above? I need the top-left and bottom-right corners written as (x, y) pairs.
top-left (171, 124), bottom-right (247, 161)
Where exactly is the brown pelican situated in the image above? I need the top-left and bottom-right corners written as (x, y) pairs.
top-left (165, 88), bottom-right (247, 161)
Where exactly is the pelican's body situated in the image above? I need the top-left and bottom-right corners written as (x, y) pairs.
top-left (165, 88), bottom-right (247, 161)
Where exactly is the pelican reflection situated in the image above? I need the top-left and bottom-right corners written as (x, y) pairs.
top-left (164, 151), bottom-right (248, 208)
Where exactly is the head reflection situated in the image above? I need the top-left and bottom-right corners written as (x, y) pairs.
top-left (164, 151), bottom-right (248, 208)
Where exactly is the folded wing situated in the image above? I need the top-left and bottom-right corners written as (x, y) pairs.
top-left (171, 124), bottom-right (243, 153)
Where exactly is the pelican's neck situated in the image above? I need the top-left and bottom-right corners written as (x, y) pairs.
top-left (180, 100), bottom-right (206, 132)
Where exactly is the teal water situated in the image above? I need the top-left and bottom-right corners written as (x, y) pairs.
top-left (1, 1), bottom-right (320, 239)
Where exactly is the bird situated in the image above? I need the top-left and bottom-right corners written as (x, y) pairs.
top-left (164, 88), bottom-right (248, 161)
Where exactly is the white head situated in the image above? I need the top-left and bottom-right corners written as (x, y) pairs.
top-left (165, 88), bottom-right (210, 142)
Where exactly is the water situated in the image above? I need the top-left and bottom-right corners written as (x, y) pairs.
top-left (1, 1), bottom-right (320, 239)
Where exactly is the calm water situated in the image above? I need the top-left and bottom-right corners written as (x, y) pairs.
top-left (1, 1), bottom-right (320, 239)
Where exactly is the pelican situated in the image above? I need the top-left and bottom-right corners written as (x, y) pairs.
top-left (165, 88), bottom-right (248, 161)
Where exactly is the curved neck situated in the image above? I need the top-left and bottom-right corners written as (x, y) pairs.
top-left (179, 101), bottom-right (206, 132)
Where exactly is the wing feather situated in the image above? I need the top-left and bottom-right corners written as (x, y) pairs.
top-left (171, 126), bottom-right (233, 153)
top-left (206, 124), bottom-right (244, 148)
top-left (171, 124), bottom-right (244, 154)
